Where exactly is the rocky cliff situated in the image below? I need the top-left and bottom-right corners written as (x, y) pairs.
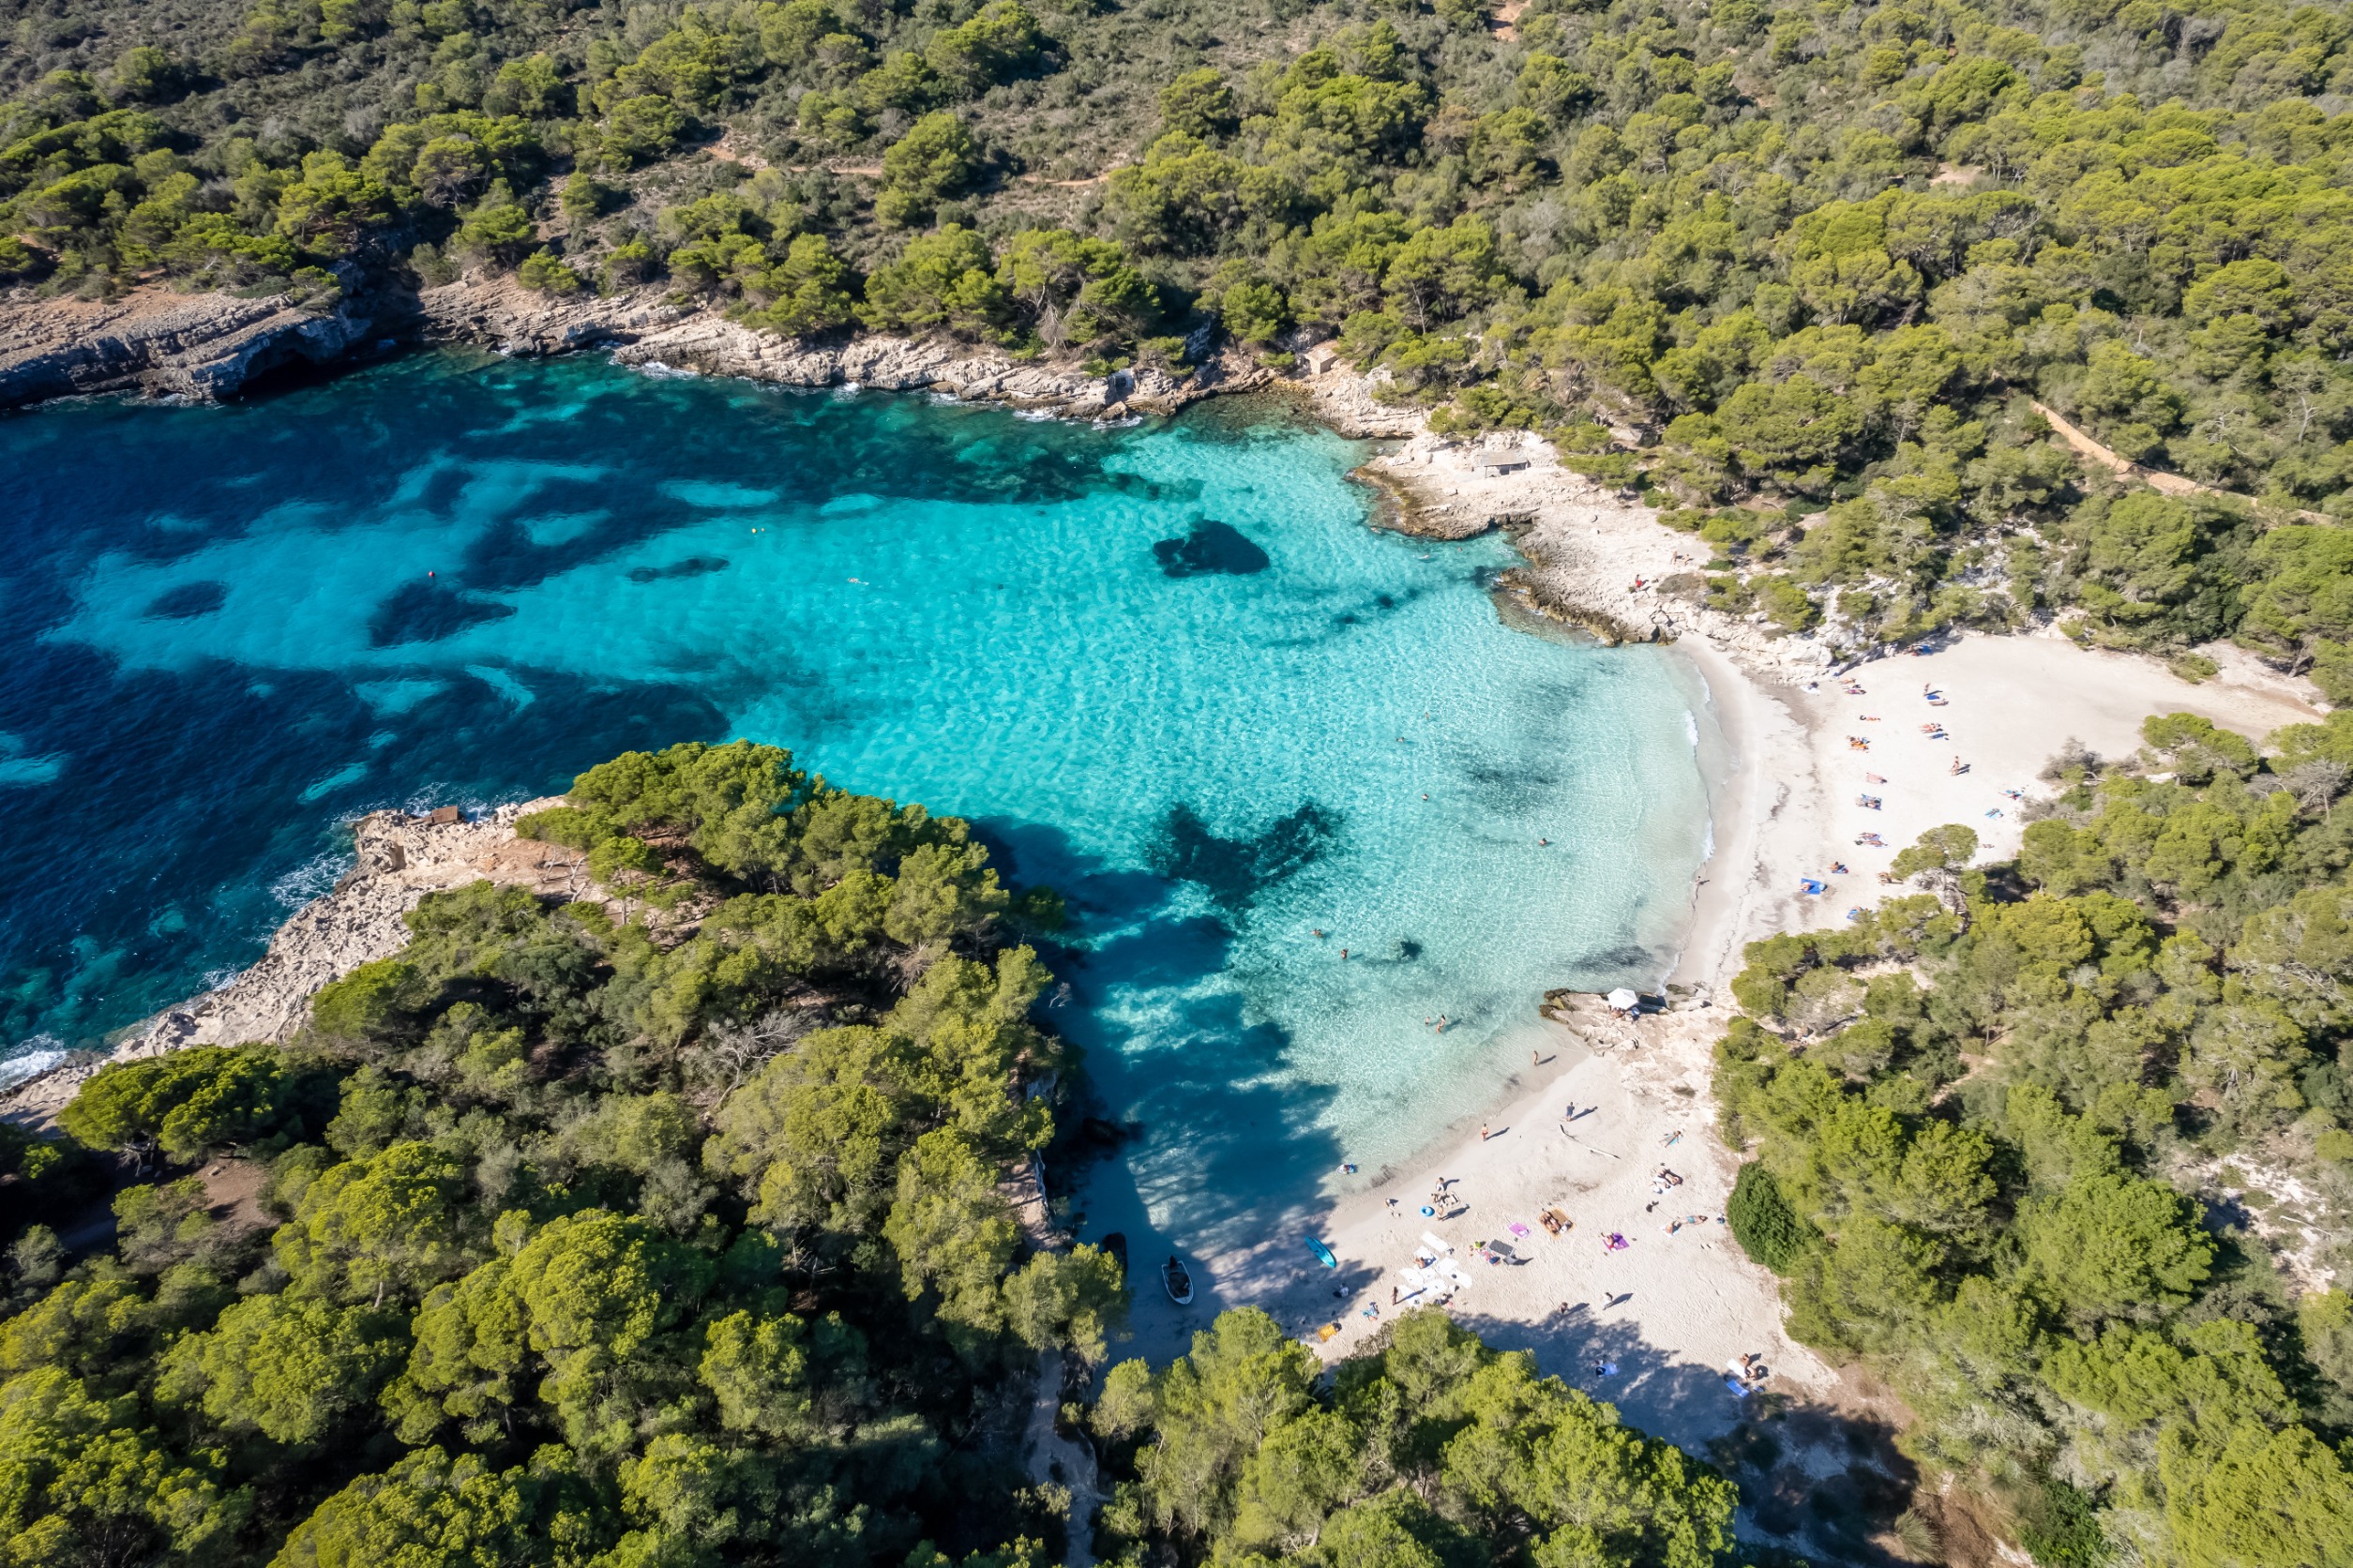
top-left (0, 288), bottom-right (379, 406)
top-left (0, 800), bottom-right (580, 1127)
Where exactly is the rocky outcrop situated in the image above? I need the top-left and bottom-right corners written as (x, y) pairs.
top-left (610, 317), bottom-right (1197, 416)
top-left (1355, 430), bottom-right (1843, 683)
top-left (0, 288), bottom-right (377, 407)
top-left (1289, 361), bottom-right (1425, 440)
top-left (412, 274), bottom-right (693, 355)
top-left (2, 271), bottom-right (1228, 417)
top-left (0, 799), bottom-right (579, 1127)
top-left (409, 274), bottom-right (1244, 415)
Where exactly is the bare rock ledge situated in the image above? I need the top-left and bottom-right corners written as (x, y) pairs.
top-left (0, 800), bottom-right (578, 1127)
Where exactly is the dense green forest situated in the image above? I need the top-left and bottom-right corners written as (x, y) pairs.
top-left (0, 742), bottom-right (1128, 1567)
top-left (1085, 1305), bottom-right (1741, 1568)
top-left (1716, 710), bottom-right (2353, 1565)
top-left (0, 740), bottom-right (1761, 1568)
top-left (11, 0), bottom-right (2353, 675)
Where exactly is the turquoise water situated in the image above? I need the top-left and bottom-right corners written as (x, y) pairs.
top-left (1, 349), bottom-right (1711, 1241)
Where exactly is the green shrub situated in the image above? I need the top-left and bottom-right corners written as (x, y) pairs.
top-left (516, 249), bottom-right (582, 293)
top-left (2018, 1479), bottom-right (2111, 1567)
top-left (1727, 1162), bottom-right (1808, 1274)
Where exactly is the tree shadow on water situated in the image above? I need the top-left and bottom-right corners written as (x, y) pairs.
top-left (972, 816), bottom-right (1350, 1356)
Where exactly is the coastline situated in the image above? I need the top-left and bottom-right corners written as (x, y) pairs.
top-left (0, 275), bottom-right (1435, 435)
top-left (0, 800), bottom-right (575, 1124)
top-left (8, 279), bottom-right (2338, 1469)
top-left (1074, 418), bottom-right (2335, 1469)
top-left (1664, 637), bottom-right (1806, 996)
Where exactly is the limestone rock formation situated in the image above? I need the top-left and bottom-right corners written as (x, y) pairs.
top-left (413, 274), bottom-right (692, 355)
top-left (1, 272), bottom-right (1213, 417)
top-left (608, 316), bottom-right (1193, 415)
top-left (0, 289), bottom-right (376, 407)
top-left (0, 798), bottom-right (578, 1125)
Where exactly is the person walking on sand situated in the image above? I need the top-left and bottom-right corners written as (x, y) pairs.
top-left (1479, 1123), bottom-right (1490, 1141)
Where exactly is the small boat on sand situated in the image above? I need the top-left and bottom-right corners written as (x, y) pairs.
top-left (1164, 1255), bottom-right (1194, 1304)
top-left (1307, 1237), bottom-right (1338, 1269)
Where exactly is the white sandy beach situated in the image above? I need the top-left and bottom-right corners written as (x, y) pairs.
top-left (1082, 424), bottom-right (2330, 1459)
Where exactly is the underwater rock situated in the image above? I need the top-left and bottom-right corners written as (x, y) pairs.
top-left (1153, 520), bottom-right (1271, 577)
top-left (628, 556), bottom-right (731, 583)
top-left (367, 580), bottom-right (519, 647)
top-left (1151, 800), bottom-right (1337, 908)
top-left (142, 581), bottom-right (229, 620)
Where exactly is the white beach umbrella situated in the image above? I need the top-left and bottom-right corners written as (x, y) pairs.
top-left (1605, 988), bottom-right (1639, 1011)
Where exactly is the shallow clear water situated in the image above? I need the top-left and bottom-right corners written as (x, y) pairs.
top-left (1, 349), bottom-right (1710, 1240)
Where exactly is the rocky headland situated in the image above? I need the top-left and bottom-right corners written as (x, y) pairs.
top-left (1357, 429), bottom-right (1844, 681)
top-left (0, 799), bottom-right (579, 1127)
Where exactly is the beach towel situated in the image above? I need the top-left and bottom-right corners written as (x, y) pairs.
top-left (1422, 1231), bottom-right (1454, 1257)
top-left (1508, 1222), bottom-right (1531, 1237)
top-left (1724, 1378), bottom-right (1751, 1398)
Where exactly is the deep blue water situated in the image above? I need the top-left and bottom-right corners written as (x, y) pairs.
top-left (1, 349), bottom-right (1712, 1243)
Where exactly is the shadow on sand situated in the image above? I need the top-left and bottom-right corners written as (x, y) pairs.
top-left (1446, 1304), bottom-right (1922, 1566)
top-left (973, 817), bottom-right (1918, 1565)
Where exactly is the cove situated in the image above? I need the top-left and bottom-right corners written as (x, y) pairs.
top-left (0, 348), bottom-right (1712, 1244)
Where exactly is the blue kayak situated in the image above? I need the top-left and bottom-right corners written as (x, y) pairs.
top-left (1308, 1237), bottom-right (1338, 1269)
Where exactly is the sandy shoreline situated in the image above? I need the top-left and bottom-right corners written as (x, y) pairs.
top-left (1080, 416), bottom-right (2331, 1464)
